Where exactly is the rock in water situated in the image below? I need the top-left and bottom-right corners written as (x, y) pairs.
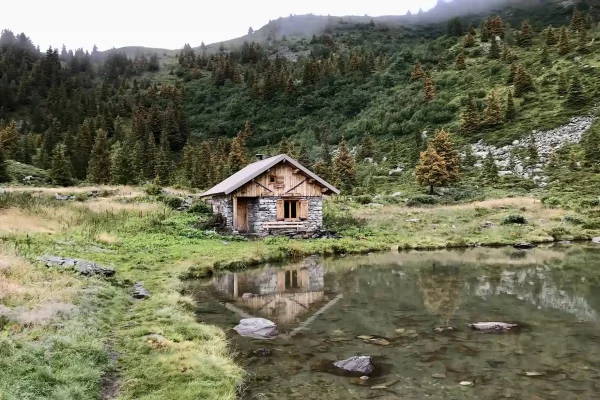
top-left (234, 318), bottom-right (278, 339)
top-left (469, 322), bottom-right (517, 332)
top-left (592, 237), bottom-right (600, 244)
top-left (333, 356), bottom-right (375, 375)
top-left (514, 242), bottom-right (536, 250)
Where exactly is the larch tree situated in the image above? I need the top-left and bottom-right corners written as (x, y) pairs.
top-left (333, 137), bottom-right (357, 192)
top-left (501, 44), bottom-right (513, 62)
top-left (571, 9), bottom-right (584, 32)
top-left (462, 145), bottom-right (477, 171)
top-left (423, 75), bottom-right (436, 102)
top-left (483, 90), bottom-right (503, 127)
top-left (411, 61), bottom-right (425, 80)
top-left (558, 26), bottom-right (571, 55)
top-left (557, 73), bottom-right (568, 95)
top-left (505, 91), bottom-right (516, 120)
top-left (416, 129), bottom-right (460, 194)
top-left (545, 25), bottom-right (557, 45)
top-left (298, 143), bottom-right (311, 166)
top-left (565, 75), bottom-right (586, 107)
top-left (455, 52), bottom-right (466, 70)
top-left (582, 123), bottom-right (600, 168)
top-left (541, 45), bottom-right (550, 64)
top-left (469, 23), bottom-right (477, 36)
top-left (388, 137), bottom-right (402, 168)
top-left (464, 33), bottom-right (476, 48)
top-left (50, 143), bottom-right (73, 186)
top-left (577, 29), bottom-right (589, 53)
top-left (154, 146), bottom-right (172, 186)
top-left (514, 65), bottom-right (535, 97)
top-left (228, 128), bottom-right (250, 173)
top-left (507, 62), bottom-right (518, 84)
top-left (87, 129), bottom-right (111, 184)
top-left (517, 20), bottom-right (534, 46)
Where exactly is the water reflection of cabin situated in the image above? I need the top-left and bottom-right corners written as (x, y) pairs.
top-left (212, 262), bottom-right (327, 325)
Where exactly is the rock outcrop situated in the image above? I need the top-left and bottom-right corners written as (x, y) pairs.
top-left (38, 255), bottom-right (115, 277)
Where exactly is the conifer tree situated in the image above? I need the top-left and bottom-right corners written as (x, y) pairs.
top-left (461, 95), bottom-right (480, 134)
top-left (87, 129), bottom-right (111, 184)
top-left (557, 73), bottom-right (568, 95)
top-left (577, 29), bottom-right (589, 53)
top-left (558, 26), bottom-right (571, 55)
top-left (571, 9), bottom-right (584, 32)
top-left (545, 25), bottom-right (557, 45)
top-left (582, 124), bottom-right (600, 168)
top-left (131, 141), bottom-right (146, 183)
top-left (469, 23), bottom-right (477, 36)
top-left (356, 132), bottom-right (375, 162)
top-left (0, 145), bottom-right (9, 183)
top-left (50, 143), bottom-right (72, 186)
top-left (279, 137), bottom-right (290, 155)
top-left (568, 150), bottom-right (579, 171)
top-left (228, 129), bottom-right (249, 173)
top-left (181, 141), bottom-right (196, 182)
top-left (462, 145), bottom-right (477, 171)
top-left (505, 91), bottom-right (516, 121)
top-left (527, 136), bottom-right (539, 166)
top-left (488, 38), bottom-right (500, 59)
top-left (411, 61), bottom-right (424, 80)
top-left (154, 146), bottom-right (171, 186)
top-left (514, 65), bottom-right (535, 97)
top-left (0, 121), bottom-right (19, 159)
top-left (110, 141), bottom-right (130, 184)
top-left (297, 143), bottom-right (311, 166)
top-left (541, 45), bottom-right (550, 65)
top-left (507, 62), bottom-right (518, 84)
top-left (145, 134), bottom-right (157, 180)
top-left (416, 129), bottom-right (460, 194)
top-left (321, 140), bottom-right (333, 167)
top-left (483, 90), bottom-right (503, 126)
top-left (547, 151), bottom-right (561, 172)
top-left (565, 75), bottom-right (586, 107)
top-left (501, 44), bottom-right (513, 62)
top-left (388, 137), bottom-right (402, 169)
top-left (517, 20), bottom-right (534, 46)
top-left (333, 137), bottom-right (357, 192)
top-left (464, 33), bottom-right (476, 48)
top-left (423, 75), bottom-right (436, 102)
top-left (481, 151), bottom-right (499, 184)
top-left (455, 52), bottom-right (466, 70)
top-left (312, 160), bottom-right (329, 182)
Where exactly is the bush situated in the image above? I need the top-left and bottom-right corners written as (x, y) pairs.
top-left (145, 184), bottom-right (163, 196)
top-left (406, 194), bottom-right (438, 207)
top-left (159, 195), bottom-right (184, 209)
top-left (547, 227), bottom-right (571, 240)
top-left (355, 195), bottom-right (373, 205)
top-left (188, 200), bottom-right (212, 214)
top-left (196, 213), bottom-right (227, 231)
top-left (502, 214), bottom-right (528, 225)
top-left (582, 218), bottom-right (600, 230)
top-left (579, 197), bottom-right (600, 208)
top-left (74, 193), bottom-right (88, 202)
top-left (541, 196), bottom-right (561, 208)
top-left (562, 215), bottom-right (585, 225)
top-left (324, 209), bottom-right (367, 231)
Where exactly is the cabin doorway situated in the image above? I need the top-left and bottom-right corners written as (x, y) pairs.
top-left (236, 198), bottom-right (249, 232)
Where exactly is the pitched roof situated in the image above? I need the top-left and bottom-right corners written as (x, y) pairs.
top-left (199, 154), bottom-right (340, 197)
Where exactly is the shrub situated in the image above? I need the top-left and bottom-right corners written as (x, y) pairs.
top-left (406, 194), bottom-right (438, 207)
top-left (541, 196), bottom-right (561, 207)
top-left (579, 197), bottom-right (600, 208)
top-left (582, 218), bottom-right (600, 230)
top-left (355, 195), bottom-right (373, 205)
top-left (188, 200), bottom-right (212, 214)
top-left (196, 213), bottom-right (227, 231)
top-left (502, 214), bottom-right (528, 225)
top-left (562, 215), bottom-right (585, 225)
top-left (145, 184), bottom-right (163, 196)
top-left (324, 209), bottom-right (367, 231)
top-left (74, 193), bottom-right (88, 202)
top-left (159, 195), bottom-right (184, 209)
top-left (547, 227), bottom-right (571, 240)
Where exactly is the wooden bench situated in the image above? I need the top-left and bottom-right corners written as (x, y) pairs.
top-left (262, 222), bottom-right (305, 231)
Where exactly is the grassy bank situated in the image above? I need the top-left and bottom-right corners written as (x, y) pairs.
top-left (1, 186), bottom-right (599, 399)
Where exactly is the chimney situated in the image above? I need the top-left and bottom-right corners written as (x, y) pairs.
top-left (255, 154), bottom-right (264, 161)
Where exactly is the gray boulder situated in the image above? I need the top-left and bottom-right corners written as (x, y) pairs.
top-left (132, 282), bottom-right (151, 299)
top-left (234, 318), bottom-right (278, 339)
top-left (333, 356), bottom-right (375, 375)
top-left (38, 255), bottom-right (115, 277)
top-left (593, 237), bottom-right (600, 244)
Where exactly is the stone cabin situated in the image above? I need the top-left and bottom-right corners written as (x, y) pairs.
top-left (199, 154), bottom-right (339, 234)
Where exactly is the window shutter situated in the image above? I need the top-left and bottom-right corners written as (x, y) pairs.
top-left (276, 199), bottom-right (284, 221)
top-left (299, 200), bottom-right (308, 220)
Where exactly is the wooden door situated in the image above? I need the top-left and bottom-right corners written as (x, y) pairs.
top-left (236, 198), bottom-right (249, 232)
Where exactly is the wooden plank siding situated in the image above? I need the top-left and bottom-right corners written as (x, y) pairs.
top-left (233, 163), bottom-right (325, 197)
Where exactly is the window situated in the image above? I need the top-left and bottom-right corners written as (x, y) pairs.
top-left (285, 270), bottom-right (299, 289)
top-left (284, 200), bottom-right (298, 220)
top-left (269, 175), bottom-right (276, 183)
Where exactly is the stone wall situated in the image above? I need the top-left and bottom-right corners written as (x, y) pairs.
top-left (469, 115), bottom-right (595, 186)
top-left (207, 196), bottom-right (234, 230)
top-left (251, 196), bottom-right (323, 234)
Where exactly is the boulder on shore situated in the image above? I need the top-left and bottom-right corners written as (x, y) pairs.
top-left (513, 242), bottom-right (536, 250)
top-left (333, 356), bottom-right (375, 375)
top-left (234, 318), bottom-right (278, 339)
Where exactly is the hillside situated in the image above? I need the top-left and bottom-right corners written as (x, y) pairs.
top-left (2, 0), bottom-right (600, 199)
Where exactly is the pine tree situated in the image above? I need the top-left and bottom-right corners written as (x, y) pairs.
top-left (312, 160), bottom-right (329, 182)
top-left (50, 143), bottom-right (72, 186)
top-left (356, 132), bottom-right (375, 162)
top-left (577, 29), bottom-right (589, 53)
top-left (505, 91), bottom-right (516, 120)
top-left (517, 20), bottom-right (534, 46)
top-left (109, 141), bottom-right (130, 184)
top-left (483, 90), bottom-right (503, 126)
top-left (481, 151), bottom-right (499, 185)
top-left (514, 65), bottom-right (535, 97)
top-left (416, 129), bottom-right (460, 194)
top-left (0, 120), bottom-right (19, 159)
top-left (565, 75), bottom-right (586, 107)
top-left (0, 145), bottom-right (9, 183)
top-left (87, 129), bottom-right (111, 184)
top-left (545, 25), bottom-right (557, 46)
top-left (461, 95), bottom-right (480, 134)
top-left (582, 124), bottom-right (600, 168)
top-left (297, 143), bottom-right (311, 166)
top-left (411, 61), bottom-right (424, 80)
top-left (228, 129), bottom-right (249, 173)
top-left (462, 145), bottom-right (477, 171)
top-left (558, 26), bottom-right (571, 55)
top-left (279, 137), bottom-right (290, 155)
top-left (557, 73), bottom-right (568, 95)
top-left (488, 38), bottom-right (500, 59)
top-left (131, 141), bottom-right (146, 183)
top-left (388, 137), bottom-right (402, 169)
top-left (571, 9), bottom-right (584, 32)
top-left (507, 62), bottom-right (518, 84)
top-left (469, 23), bottom-right (477, 37)
top-left (541, 45), bottom-right (550, 65)
top-left (527, 136), bottom-right (539, 166)
top-left (181, 141), bottom-right (196, 181)
top-left (455, 52), bottom-right (466, 70)
top-left (501, 44), bottom-right (513, 62)
top-left (321, 140), bottom-right (333, 167)
top-left (568, 150), bottom-right (579, 171)
top-left (333, 137), bottom-right (357, 192)
top-left (423, 75), bottom-right (435, 102)
top-left (464, 33), bottom-right (476, 48)
top-left (154, 146), bottom-right (171, 186)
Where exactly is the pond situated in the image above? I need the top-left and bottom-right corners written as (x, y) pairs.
top-left (189, 245), bottom-right (600, 399)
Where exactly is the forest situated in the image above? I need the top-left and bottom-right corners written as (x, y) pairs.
top-left (1, 0), bottom-right (600, 196)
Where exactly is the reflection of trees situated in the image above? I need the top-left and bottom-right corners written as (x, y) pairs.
top-left (418, 264), bottom-right (462, 325)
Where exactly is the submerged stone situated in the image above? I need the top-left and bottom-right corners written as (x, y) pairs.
top-left (234, 318), bottom-right (278, 339)
top-left (333, 356), bottom-right (375, 375)
top-left (514, 242), bottom-right (537, 250)
top-left (469, 322), bottom-right (518, 332)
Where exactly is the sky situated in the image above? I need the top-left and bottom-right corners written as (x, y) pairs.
top-left (1, 0), bottom-right (438, 51)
